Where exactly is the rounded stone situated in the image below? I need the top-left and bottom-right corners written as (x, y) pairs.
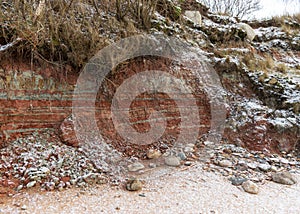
top-left (272, 172), bottom-right (297, 185)
top-left (146, 149), bottom-right (162, 159)
top-left (184, 161), bottom-right (192, 166)
top-left (247, 163), bottom-right (257, 169)
top-left (218, 160), bottom-right (233, 168)
top-left (177, 152), bottom-right (187, 160)
top-left (128, 162), bottom-right (145, 172)
top-left (165, 156), bottom-right (181, 167)
top-left (149, 163), bottom-right (157, 168)
top-left (26, 181), bottom-right (37, 188)
top-left (184, 147), bottom-right (194, 153)
top-left (258, 163), bottom-right (271, 172)
top-left (242, 180), bottom-right (259, 194)
top-left (126, 178), bottom-right (143, 191)
top-left (229, 177), bottom-right (248, 186)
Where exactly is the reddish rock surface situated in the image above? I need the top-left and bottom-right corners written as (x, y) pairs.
top-left (59, 116), bottom-right (79, 147)
top-left (61, 57), bottom-right (212, 158)
top-left (0, 57), bottom-right (298, 157)
top-left (224, 121), bottom-right (299, 154)
top-left (0, 67), bottom-right (74, 147)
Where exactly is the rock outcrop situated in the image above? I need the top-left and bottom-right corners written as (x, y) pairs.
top-left (237, 23), bottom-right (256, 41)
top-left (184, 11), bottom-right (202, 26)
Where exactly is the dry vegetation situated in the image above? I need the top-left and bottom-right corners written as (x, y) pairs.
top-left (241, 53), bottom-right (275, 72)
top-left (0, 0), bottom-right (181, 71)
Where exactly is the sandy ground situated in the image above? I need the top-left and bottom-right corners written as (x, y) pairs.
top-left (0, 163), bottom-right (299, 214)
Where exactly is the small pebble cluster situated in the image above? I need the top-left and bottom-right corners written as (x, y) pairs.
top-left (202, 143), bottom-right (300, 184)
top-left (125, 142), bottom-right (299, 193)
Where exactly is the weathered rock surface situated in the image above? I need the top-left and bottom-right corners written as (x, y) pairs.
top-left (59, 116), bottom-right (78, 147)
top-left (242, 180), bottom-right (259, 194)
top-left (146, 149), bottom-right (162, 159)
top-left (126, 178), bottom-right (143, 191)
top-left (237, 23), bottom-right (256, 41)
top-left (184, 11), bottom-right (202, 26)
top-left (165, 156), bottom-right (181, 167)
top-left (272, 172), bottom-right (297, 185)
top-left (128, 162), bottom-right (145, 172)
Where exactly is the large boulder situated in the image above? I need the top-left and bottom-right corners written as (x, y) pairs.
top-left (59, 116), bottom-right (79, 147)
top-left (184, 11), bottom-right (202, 26)
top-left (237, 23), bottom-right (256, 41)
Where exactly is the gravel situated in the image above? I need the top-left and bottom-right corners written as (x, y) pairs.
top-left (0, 131), bottom-right (107, 192)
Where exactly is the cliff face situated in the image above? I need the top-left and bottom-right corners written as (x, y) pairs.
top-left (0, 66), bottom-right (74, 146)
top-left (0, 2), bottom-right (299, 156)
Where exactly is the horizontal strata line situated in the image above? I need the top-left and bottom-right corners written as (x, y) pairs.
top-left (5, 128), bottom-right (55, 134)
top-left (0, 112), bottom-right (68, 117)
top-left (0, 97), bottom-right (73, 101)
top-left (118, 116), bottom-right (209, 125)
top-left (0, 89), bottom-right (74, 93)
top-left (72, 97), bottom-right (206, 101)
top-left (0, 107), bottom-right (72, 111)
top-left (0, 121), bottom-right (59, 125)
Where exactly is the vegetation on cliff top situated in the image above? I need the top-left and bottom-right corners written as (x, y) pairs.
top-left (0, 0), bottom-right (299, 72)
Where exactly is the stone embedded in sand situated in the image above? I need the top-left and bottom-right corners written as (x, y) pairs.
top-left (126, 178), bottom-right (143, 191)
top-left (258, 163), bottom-right (271, 172)
top-left (165, 156), bottom-right (181, 167)
top-left (128, 162), bottom-right (145, 172)
top-left (242, 180), bottom-right (259, 194)
top-left (146, 149), bottom-right (162, 159)
top-left (247, 163), bottom-right (257, 169)
top-left (229, 177), bottom-right (248, 186)
top-left (26, 181), bottom-right (36, 188)
top-left (272, 172), bottom-right (297, 185)
top-left (218, 160), bottom-right (233, 168)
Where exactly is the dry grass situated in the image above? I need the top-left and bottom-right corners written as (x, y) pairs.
top-left (241, 53), bottom-right (275, 72)
top-left (271, 13), bottom-right (300, 36)
top-left (276, 63), bottom-right (288, 73)
top-left (0, 0), bottom-right (170, 71)
top-left (0, 0), bottom-right (111, 71)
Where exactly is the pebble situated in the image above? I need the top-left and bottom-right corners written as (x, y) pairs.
top-left (128, 162), bottom-right (145, 172)
top-left (165, 156), bottom-right (181, 167)
top-left (242, 180), bottom-right (259, 194)
top-left (218, 160), bottom-right (233, 168)
top-left (40, 167), bottom-right (50, 174)
top-left (247, 163), bottom-right (257, 169)
top-left (139, 193), bottom-right (146, 197)
top-left (184, 161), bottom-right (192, 166)
top-left (16, 185), bottom-right (23, 191)
top-left (270, 158), bottom-right (280, 163)
top-left (270, 166), bottom-right (278, 172)
top-left (126, 178), bottom-right (143, 191)
top-left (229, 177), bottom-right (248, 186)
top-left (272, 172), bottom-right (297, 185)
top-left (146, 149), bottom-right (162, 159)
top-left (258, 163), bottom-right (271, 172)
top-left (21, 205), bottom-right (27, 210)
top-left (149, 163), bottom-right (157, 168)
top-left (184, 147), bottom-right (194, 153)
top-left (203, 141), bottom-right (214, 146)
top-left (280, 158), bottom-right (290, 164)
top-left (26, 181), bottom-right (37, 188)
top-left (177, 152), bottom-right (187, 160)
